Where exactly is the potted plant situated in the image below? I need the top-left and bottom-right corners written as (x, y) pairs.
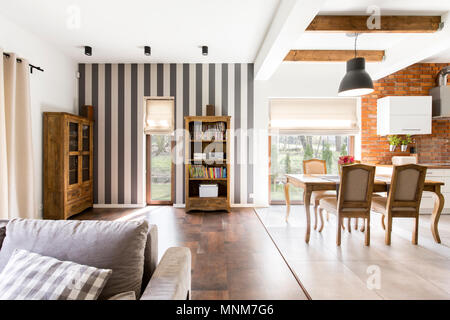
top-left (400, 134), bottom-right (412, 152)
top-left (388, 135), bottom-right (401, 152)
top-left (338, 155), bottom-right (355, 176)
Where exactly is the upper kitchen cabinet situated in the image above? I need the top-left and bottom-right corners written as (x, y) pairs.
top-left (377, 96), bottom-right (432, 136)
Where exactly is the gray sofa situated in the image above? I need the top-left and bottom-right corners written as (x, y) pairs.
top-left (0, 218), bottom-right (191, 300)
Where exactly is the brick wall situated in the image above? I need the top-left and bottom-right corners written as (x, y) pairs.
top-left (361, 63), bottom-right (450, 164)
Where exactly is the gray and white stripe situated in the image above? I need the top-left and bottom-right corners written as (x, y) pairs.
top-left (78, 63), bottom-right (254, 205)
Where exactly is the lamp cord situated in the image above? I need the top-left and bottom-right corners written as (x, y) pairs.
top-left (354, 33), bottom-right (359, 58)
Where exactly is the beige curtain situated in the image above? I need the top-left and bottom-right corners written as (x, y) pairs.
top-left (270, 98), bottom-right (360, 135)
top-left (144, 98), bottom-right (174, 134)
top-left (0, 49), bottom-right (36, 219)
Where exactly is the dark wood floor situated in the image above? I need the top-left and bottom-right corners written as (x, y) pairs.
top-left (72, 206), bottom-right (308, 300)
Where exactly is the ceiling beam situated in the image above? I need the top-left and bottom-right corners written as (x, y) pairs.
top-left (367, 13), bottom-right (450, 80)
top-left (307, 15), bottom-right (441, 33)
top-left (284, 50), bottom-right (385, 62)
top-left (254, 0), bottom-right (326, 80)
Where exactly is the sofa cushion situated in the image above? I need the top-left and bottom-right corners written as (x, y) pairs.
top-left (0, 249), bottom-right (112, 300)
top-left (0, 218), bottom-right (149, 299)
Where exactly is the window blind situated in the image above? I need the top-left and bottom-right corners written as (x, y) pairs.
top-left (144, 98), bottom-right (174, 134)
top-left (269, 98), bottom-right (359, 135)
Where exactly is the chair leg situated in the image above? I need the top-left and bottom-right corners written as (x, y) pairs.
top-left (365, 216), bottom-right (370, 246)
top-left (336, 215), bottom-right (342, 246)
top-left (385, 215), bottom-right (392, 245)
top-left (360, 219), bottom-right (365, 232)
top-left (347, 218), bottom-right (351, 233)
top-left (412, 216), bottom-right (419, 245)
top-left (354, 218), bottom-right (359, 230)
top-left (326, 211), bottom-right (329, 222)
top-left (381, 215), bottom-right (386, 230)
top-left (313, 205), bottom-right (318, 230)
top-left (318, 208), bottom-right (325, 232)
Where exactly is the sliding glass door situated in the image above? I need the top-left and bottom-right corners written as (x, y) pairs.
top-left (146, 135), bottom-right (174, 205)
top-left (269, 134), bottom-right (353, 204)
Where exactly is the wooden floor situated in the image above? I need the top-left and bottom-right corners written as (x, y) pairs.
top-left (72, 206), bottom-right (308, 300)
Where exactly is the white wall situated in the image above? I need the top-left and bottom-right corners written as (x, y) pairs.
top-left (253, 62), bottom-right (361, 206)
top-left (0, 14), bottom-right (78, 217)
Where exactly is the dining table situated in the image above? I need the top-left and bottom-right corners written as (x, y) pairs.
top-left (284, 174), bottom-right (445, 244)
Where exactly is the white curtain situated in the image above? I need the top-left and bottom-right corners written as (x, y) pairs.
top-left (0, 49), bottom-right (36, 219)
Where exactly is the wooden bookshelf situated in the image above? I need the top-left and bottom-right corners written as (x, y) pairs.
top-left (185, 116), bottom-right (231, 212)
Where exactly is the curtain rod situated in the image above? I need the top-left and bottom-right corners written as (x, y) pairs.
top-left (3, 52), bottom-right (44, 73)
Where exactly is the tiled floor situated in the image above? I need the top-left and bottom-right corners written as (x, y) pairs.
top-left (255, 205), bottom-right (450, 300)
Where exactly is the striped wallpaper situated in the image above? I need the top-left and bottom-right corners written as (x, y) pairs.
top-left (78, 63), bottom-right (254, 205)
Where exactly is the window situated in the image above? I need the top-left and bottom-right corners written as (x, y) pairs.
top-left (270, 135), bottom-right (353, 203)
top-left (269, 97), bottom-right (358, 204)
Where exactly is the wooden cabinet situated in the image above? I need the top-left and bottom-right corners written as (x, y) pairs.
top-left (44, 113), bottom-right (94, 219)
top-left (377, 96), bottom-right (432, 135)
top-left (185, 116), bottom-right (231, 212)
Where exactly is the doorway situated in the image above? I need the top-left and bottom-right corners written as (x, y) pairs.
top-left (146, 134), bottom-right (174, 205)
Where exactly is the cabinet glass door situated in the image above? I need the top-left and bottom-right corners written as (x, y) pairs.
top-left (69, 155), bottom-right (78, 185)
top-left (82, 124), bottom-right (90, 152)
top-left (82, 155), bottom-right (90, 182)
top-left (69, 122), bottom-right (79, 152)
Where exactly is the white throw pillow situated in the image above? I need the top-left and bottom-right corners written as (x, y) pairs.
top-left (0, 249), bottom-right (112, 300)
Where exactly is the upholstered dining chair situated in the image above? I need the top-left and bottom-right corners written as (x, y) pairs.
top-left (319, 164), bottom-right (376, 246)
top-left (303, 159), bottom-right (336, 231)
top-left (371, 164), bottom-right (427, 245)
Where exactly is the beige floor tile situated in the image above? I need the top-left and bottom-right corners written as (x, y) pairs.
top-left (344, 260), bottom-right (450, 300)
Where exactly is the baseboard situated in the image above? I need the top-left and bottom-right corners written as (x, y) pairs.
top-left (93, 203), bottom-right (147, 209)
top-left (173, 203), bottom-right (267, 209)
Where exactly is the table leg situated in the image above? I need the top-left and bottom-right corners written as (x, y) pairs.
top-left (431, 190), bottom-right (444, 243)
top-left (304, 188), bottom-right (312, 243)
top-left (284, 182), bottom-right (291, 222)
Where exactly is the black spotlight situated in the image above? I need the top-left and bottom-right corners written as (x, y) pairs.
top-left (144, 46), bottom-right (151, 56)
top-left (84, 46), bottom-right (92, 56)
top-left (202, 46), bottom-right (208, 56)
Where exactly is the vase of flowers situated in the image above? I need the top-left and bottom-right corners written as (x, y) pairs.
top-left (338, 155), bottom-right (355, 176)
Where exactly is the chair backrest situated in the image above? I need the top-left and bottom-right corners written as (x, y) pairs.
top-left (303, 159), bottom-right (327, 174)
top-left (387, 164), bottom-right (427, 211)
top-left (338, 164), bottom-right (376, 211)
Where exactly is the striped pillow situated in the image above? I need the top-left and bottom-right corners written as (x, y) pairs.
top-left (0, 249), bottom-right (112, 300)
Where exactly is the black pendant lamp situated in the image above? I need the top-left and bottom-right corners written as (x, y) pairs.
top-left (338, 34), bottom-right (374, 97)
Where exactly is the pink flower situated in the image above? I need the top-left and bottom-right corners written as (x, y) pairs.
top-left (338, 156), bottom-right (355, 165)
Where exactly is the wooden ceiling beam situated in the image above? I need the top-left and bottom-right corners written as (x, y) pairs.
top-left (284, 50), bottom-right (385, 62)
top-left (306, 15), bottom-right (441, 33)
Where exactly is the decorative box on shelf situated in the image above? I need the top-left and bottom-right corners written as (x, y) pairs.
top-left (199, 184), bottom-right (219, 198)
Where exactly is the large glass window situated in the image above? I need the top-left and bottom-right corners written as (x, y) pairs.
top-left (270, 135), bottom-right (352, 203)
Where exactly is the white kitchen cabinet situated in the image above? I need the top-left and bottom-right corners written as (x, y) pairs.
top-left (377, 96), bottom-right (432, 135)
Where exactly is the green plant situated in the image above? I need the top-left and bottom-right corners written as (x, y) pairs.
top-left (304, 143), bottom-right (313, 160)
top-left (387, 135), bottom-right (401, 146)
top-left (340, 143), bottom-right (348, 156)
top-left (401, 134), bottom-right (413, 145)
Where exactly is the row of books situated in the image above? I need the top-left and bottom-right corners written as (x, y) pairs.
top-left (189, 165), bottom-right (227, 179)
top-left (192, 122), bottom-right (226, 140)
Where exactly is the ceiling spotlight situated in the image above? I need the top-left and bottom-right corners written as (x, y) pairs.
top-left (84, 46), bottom-right (92, 56)
top-left (202, 46), bottom-right (208, 56)
top-left (144, 46), bottom-right (151, 56)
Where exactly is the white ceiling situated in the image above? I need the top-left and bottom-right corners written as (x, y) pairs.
top-left (0, 0), bottom-right (280, 63)
top-left (2, 0), bottom-right (450, 64)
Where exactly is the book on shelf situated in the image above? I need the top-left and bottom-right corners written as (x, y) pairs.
top-left (189, 165), bottom-right (227, 179)
top-left (192, 121), bottom-right (226, 141)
